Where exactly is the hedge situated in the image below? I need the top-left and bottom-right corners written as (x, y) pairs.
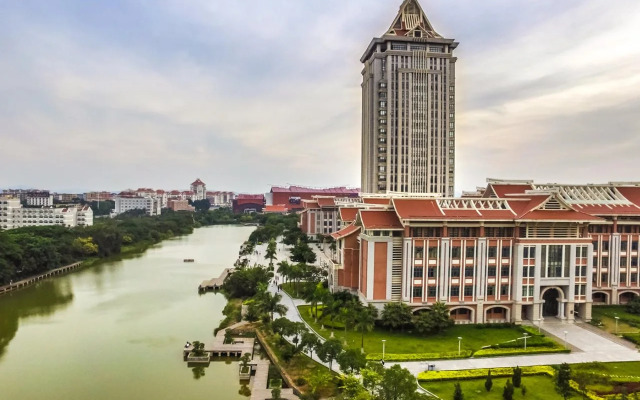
top-left (622, 333), bottom-right (640, 345)
top-left (418, 366), bottom-right (555, 382)
top-left (473, 346), bottom-right (570, 358)
top-left (366, 350), bottom-right (472, 362)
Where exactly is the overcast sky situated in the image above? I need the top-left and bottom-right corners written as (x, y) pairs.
top-left (1, 0), bottom-right (639, 194)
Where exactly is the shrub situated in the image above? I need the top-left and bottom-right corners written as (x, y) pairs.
top-left (418, 366), bottom-right (555, 382)
top-left (473, 346), bottom-right (569, 358)
top-left (366, 350), bottom-right (472, 361)
top-left (295, 377), bottom-right (307, 386)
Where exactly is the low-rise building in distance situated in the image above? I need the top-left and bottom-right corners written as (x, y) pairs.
top-left (0, 197), bottom-right (93, 230)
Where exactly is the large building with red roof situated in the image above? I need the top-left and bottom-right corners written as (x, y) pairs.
top-left (268, 185), bottom-right (359, 212)
top-left (328, 179), bottom-right (640, 325)
top-left (233, 194), bottom-right (265, 214)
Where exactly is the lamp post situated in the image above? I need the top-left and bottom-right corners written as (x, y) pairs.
top-left (615, 316), bottom-right (620, 335)
top-left (458, 337), bottom-right (462, 356)
top-left (537, 318), bottom-right (542, 333)
top-left (382, 340), bottom-right (386, 362)
top-left (563, 330), bottom-right (568, 349)
top-left (523, 333), bottom-right (529, 350)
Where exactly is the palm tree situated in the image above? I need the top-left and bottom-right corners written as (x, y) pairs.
top-left (260, 291), bottom-right (288, 321)
top-left (266, 238), bottom-right (278, 266)
top-left (305, 282), bottom-right (330, 320)
top-left (354, 304), bottom-right (378, 351)
top-left (277, 261), bottom-right (291, 285)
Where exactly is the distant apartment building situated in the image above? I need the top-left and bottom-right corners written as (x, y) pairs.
top-left (0, 197), bottom-right (93, 230)
top-left (168, 199), bottom-right (195, 212)
top-left (191, 179), bottom-right (206, 201)
top-left (326, 180), bottom-right (640, 325)
top-left (54, 193), bottom-right (79, 202)
top-left (206, 191), bottom-right (235, 207)
top-left (26, 191), bottom-right (54, 207)
top-left (84, 191), bottom-right (114, 202)
top-left (114, 194), bottom-right (161, 216)
top-left (233, 194), bottom-right (265, 214)
top-left (268, 186), bottom-right (359, 212)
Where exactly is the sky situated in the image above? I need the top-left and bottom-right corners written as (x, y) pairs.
top-left (1, 0), bottom-right (639, 195)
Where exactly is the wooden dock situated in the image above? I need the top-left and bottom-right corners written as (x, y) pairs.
top-left (0, 262), bottom-right (83, 295)
top-left (198, 268), bottom-right (234, 291)
top-left (183, 321), bottom-right (254, 359)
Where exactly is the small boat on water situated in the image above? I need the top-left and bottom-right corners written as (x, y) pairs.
top-left (183, 259), bottom-right (195, 262)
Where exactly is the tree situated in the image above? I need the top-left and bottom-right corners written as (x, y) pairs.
top-left (513, 366), bottom-right (522, 388)
top-left (192, 199), bottom-right (211, 212)
top-left (258, 292), bottom-right (288, 321)
top-left (627, 297), bottom-right (640, 315)
top-left (485, 370), bottom-right (493, 392)
top-left (337, 348), bottom-right (367, 374)
top-left (521, 385), bottom-right (527, 396)
top-left (503, 379), bottom-right (514, 400)
top-left (290, 240), bottom-right (316, 264)
top-left (305, 282), bottom-right (330, 319)
top-left (354, 304), bottom-right (379, 351)
top-left (340, 374), bottom-right (373, 400)
top-left (555, 363), bottom-right (573, 400)
top-left (308, 369), bottom-right (332, 396)
top-left (381, 302), bottom-right (413, 332)
top-left (316, 338), bottom-right (343, 371)
top-left (301, 331), bottom-right (320, 359)
top-left (362, 364), bottom-right (384, 396)
top-left (266, 238), bottom-right (278, 266)
top-left (413, 302), bottom-right (454, 334)
top-left (277, 261), bottom-right (292, 284)
top-left (240, 353), bottom-right (251, 368)
top-left (377, 364), bottom-right (424, 400)
top-left (453, 382), bottom-right (464, 400)
top-left (271, 387), bottom-right (281, 400)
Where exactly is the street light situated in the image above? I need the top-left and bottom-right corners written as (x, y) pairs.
top-left (615, 316), bottom-right (620, 335)
top-left (382, 340), bottom-right (386, 362)
top-left (458, 337), bottom-right (462, 356)
top-left (563, 330), bottom-right (568, 349)
top-left (537, 318), bottom-right (542, 333)
top-left (523, 333), bottom-right (529, 350)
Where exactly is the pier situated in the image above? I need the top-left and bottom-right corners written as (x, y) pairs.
top-left (0, 262), bottom-right (83, 295)
top-left (183, 321), bottom-right (254, 360)
top-left (198, 268), bottom-right (234, 291)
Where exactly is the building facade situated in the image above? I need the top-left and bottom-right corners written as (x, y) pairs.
top-left (329, 180), bottom-right (640, 325)
top-left (114, 195), bottom-right (161, 216)
top-left (191, 179), bottom-right (206, 201)
top-left (0, 197), bottom-right (93, 229)
top-left (26, 191), bottom-right (54, 207)
top-left (361, 0), bottom-right (458, 196)
top-left (268, 186), bottom-right (359, 212)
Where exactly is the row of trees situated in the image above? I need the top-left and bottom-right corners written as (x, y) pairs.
top-left (0, 210), bottom-right (196, 285)
top-left (380, 302), bottom-right (454, 335)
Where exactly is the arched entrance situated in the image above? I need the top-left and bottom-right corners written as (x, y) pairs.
top-left (620, 291), bottom-right (638, 305)
top-left (486, 306), bottom-right (509, 323)
top-left (592, 292), bottom-right (608, 304)
top-left (542, 288), bottom-right (560, 317)
top-left (450, 307), bottom-right (473, 324)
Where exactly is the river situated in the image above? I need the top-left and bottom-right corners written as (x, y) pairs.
top-left (0, 225), bottom-right (255, 400)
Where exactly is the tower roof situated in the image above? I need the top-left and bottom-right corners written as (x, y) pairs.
top-left (386, 0), bottom-right (442, 38)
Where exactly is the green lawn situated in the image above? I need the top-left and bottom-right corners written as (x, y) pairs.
top-left (422, 375), bottom-right (561, 400)
top-left (298, 305), bottom-right (540, 356)
top-left (591, 305), bottom-right (640, 334)
top-left (572, 361), bottom-right (640, 396)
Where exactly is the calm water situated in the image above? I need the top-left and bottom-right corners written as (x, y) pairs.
top-left (0, 225), bottom-right (255, 400)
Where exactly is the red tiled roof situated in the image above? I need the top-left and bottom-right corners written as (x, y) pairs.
top-left (359, 210), bottom-right (403, 230)
top-left (340, 208), bottom-right (359, 223)
top-left (393, 199), bottom-right (444, 220)
top-left (191, 179), bottom-right (205, 186)
top-left (271, 185), bottom-right (359, 195)
top-left (263, 204), bottom-right (287, 213)
top-left (363, 198), bottom-right (391, 205)
top-left (237, 194), bottom-right (265, 200)
top-left (331, 223), bottom-right (361, 240)
top-left (303, 201), bottom-right (320, 209)
top-left (571, 203), bottom-right (640, 216)
top-left (316, 197), bottom-right (336, 208)
top-left (488, 184), bottom-right (533, 198)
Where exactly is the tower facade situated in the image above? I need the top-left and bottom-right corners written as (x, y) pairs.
top-left (361, 0), bottom-right (458, 196)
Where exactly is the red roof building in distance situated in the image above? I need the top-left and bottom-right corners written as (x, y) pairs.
top-left (190, 179), bottom-right (206, 201)
top-left (233, 194), bottom-right (265, 214)
top-left (325, 178), bottom-right (640, 327)
top-left (269, 185), bottom-right (359, 211)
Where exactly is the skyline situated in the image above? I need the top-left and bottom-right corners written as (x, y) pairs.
top-left (2, 0), bottom-right (640, 194)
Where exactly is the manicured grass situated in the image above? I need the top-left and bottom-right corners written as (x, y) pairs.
top-left (422, 375), bottom-right (561, 400)
top-left (591, 305), bottom-right (640, 334)
top-left (298, 305), bottom-right (544, 356)
top-left (574, 361), bottom-right (640, 378)
top-left (572, 361), bottom-right (640, 396)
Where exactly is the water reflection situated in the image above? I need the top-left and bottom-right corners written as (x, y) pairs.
top-left (192, 366), bottom-right (206, 380)
top-left (0, 280), bottom-right (74, 360)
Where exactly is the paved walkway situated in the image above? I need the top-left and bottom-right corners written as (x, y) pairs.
top-left (393, 319), bottom-right (640, 375)
top-left (250, 358), bottom-right (295, 400)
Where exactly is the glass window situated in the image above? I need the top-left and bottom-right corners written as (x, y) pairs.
top-left (500, 285), bottom-right (509, 296)
top-left (633, 241), bottom-right (639, 251)
top-left (487, 285), bottom-right (495, 296)
top-left (632, 273), bottom-right (637, 283)
top-left (428, 286), bottom-right (437, 297)
top-left (464, 286), bottom-right (473, 296)
top-left (428, 247), bottom-right (438, 258)
top-left (413, 267), bottom-right (423, 278)
top-left (451, 267), bottom-right (460, 277)
top-left (488, 247), bottom-right (497, 257)
top-left (501, 266), bottom-right (510, 277)
top-left (427, 268), bottom-right (436, 278)
top-left (622, 241), bottom-right (628, 251)
top-left (414, 247), bottom-right (424, 258)
top-left (413, 287), bottom-right (423, 297)
top-left (450, 286), bottom-right (460, 296)
top-left (488, 266), bottom-right (496, 276)
top-left (465, 267), bottom-right (474, 277)
top-left (502, 246), bottom-right (511, 258)
top-left (466, 246), bottom-right (475, 258)
top-left (451, 247), bottom-right (461, 258)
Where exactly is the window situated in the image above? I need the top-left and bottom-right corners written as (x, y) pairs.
top-left (413, 287), bottom-right (423, 297)
top-left (602, 273), bottom-right (608, 282)
top-left (428, 247), bottom-right (438, 258)
top-left (621, 257), bottom-right (628, 267)
top-left (465, 267), bottom-right (474, 277)
top-left (621, 273), bottom-right (627, 283)
top-left (414, 247), bottom-right (424, 259)
top-left (502, 246), bottom-right (511, 258)
top-left (602, 256), bottom-right (609, 267)
top-left (451, 247), bottom-right (461, 258)
top-left (464, 286), bottom-right (473, 296)
top-left (523, 266), bottom-right (533, 278)
top-left (450, 286), bottom-right (460, 296)
top-left (466, 246), bottom-right (475, 258)
top-left (501, 266), bottom-right (510, 277)
top-left (451, 267), bottom-right (460, 277)
top-left (500, 285), bottom-right (509, 296)
top-left (632, 273), bottom-right (637, 283)
top-left (603, 241), bottom-right (610, 251)
top-left (488, 247), bottom-right (497, 258)
top-left (487, 285), bottom-right (495, 296)
top-left (488, 267), bottom-right (497, 276)
top-left (413, 267), bottom-right (423, 278)
top-left (633, 241), bottom-right (639, 251)
top-left (428, 286), bottom-right (437, 297)
top-left (427, 268), bottom-right (436, 278)
top-left (622, 241), bottom-right (628, 251)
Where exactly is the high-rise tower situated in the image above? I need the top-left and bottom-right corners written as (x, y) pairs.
top-left (361, 0), bottom-right (458, 196)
